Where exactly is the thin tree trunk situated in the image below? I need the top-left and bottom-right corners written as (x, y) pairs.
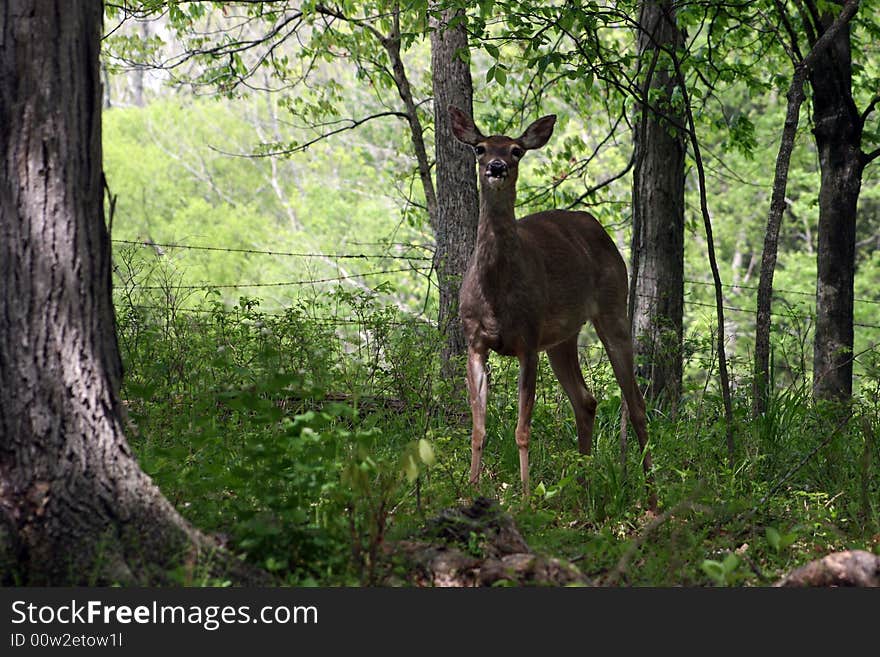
top-left (0, 0), bottom-right (229, 584)
top-left (430, 4), bottom-right (479, 383)
top-left (131, 21), bottom-right (150, 107)
top-left (753, 66), bottom-right (809, 416)
top-left (752, 0), bottom-right (860, 415)
top-left (379, 5), bottom-right (474, 381)
top-left (382, 9), bottom-right (437, 222)
top-left (667, 27), bottom-right (735, 464)
top-left (289, 3), bottom-right (474, 380)
top-left (630, 0), bottom-right (685, 408)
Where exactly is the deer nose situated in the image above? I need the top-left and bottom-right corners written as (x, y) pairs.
top-left (486, 159), bottom-right (507, 178)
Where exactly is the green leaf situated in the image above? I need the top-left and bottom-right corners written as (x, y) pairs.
top-left (485, 43), bottom-right (500, 60)
top-left (558, 10), bottom-right (575, 32)
top-left (780, 532), bottom-right (798, 550)
top-left (701, 559), bottom-right (725, 584)
top-left (402, 453), bottom-right (419, 483)
top-left (765, 526), bottom-right (781, 551)
top-left (418, 438), bottom-right (435, 466)
top-left (264, 556), bottom-right (288, 572)
top-left (767, 526), bottom-right (798, 552)
top-left (722, 553), bottom-right (740, 573)
top-left (494, 66), bottom-right (507, 86)
top-left (583, 71), bottom-right (594, 91)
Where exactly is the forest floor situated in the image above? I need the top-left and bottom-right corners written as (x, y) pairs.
top-left (116, 289), bottom-right (880, 587)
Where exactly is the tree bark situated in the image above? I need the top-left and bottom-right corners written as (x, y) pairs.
top-left (809, 6), bottom-right (863, 403)
top-left (383, 15), bottom-right (437, 223)
top-left (0, 0), bottom-right (217, 584)
top-left (752, 0), bottom-right (860, 415)
top-left (753, 68), bottom-right (809, 416)
top-left (429, 4), bottom-right (479, 383)
top-left (630, 0), bottom-right (685, 408)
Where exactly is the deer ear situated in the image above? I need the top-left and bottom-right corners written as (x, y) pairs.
top-left (518, 115), bottom-right (556, 150)
top-left (448, 105), bottom-right (484, 146)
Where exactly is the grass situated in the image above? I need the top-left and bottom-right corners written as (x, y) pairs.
top-left (115, 256), bottom-right (880, 586)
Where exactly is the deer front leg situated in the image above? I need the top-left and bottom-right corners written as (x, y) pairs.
top-left (516, 350), bottom-right (538, 497)
top-left (466, 346), bottom-right (489, 486)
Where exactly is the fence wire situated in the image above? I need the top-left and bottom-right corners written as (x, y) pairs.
top-left (114, 238), bottom-right (880, 330)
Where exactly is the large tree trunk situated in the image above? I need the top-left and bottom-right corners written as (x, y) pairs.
top-left (0, 0), bottom-right (212, 584)
top-left (809, 9), bottom-right (863, 403)
top-left (429, 5), bottom-right (479, 383)
top-left (630, 0), bottom-right (685, 407)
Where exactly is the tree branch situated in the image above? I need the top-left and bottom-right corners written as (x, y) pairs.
top-left (313, 2), bottom-right (385, 43)
top-left (772, 0), bottom-right (804, 61)
top-left (860, 94), bottom-right (879, 124)
top-left (380, 1), bottom-right (438, 225)
top-left (565, 153), bottom-right (635, 210)
top-left (667, 20), bottom-right (737, 465)
top-left (209, 110), bottom-right (410, 158)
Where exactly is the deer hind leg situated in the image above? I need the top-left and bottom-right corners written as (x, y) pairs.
top-left (594, 313), bottom-right (658, 510)
top-left (547, 336), bottom-right (597, 456)
top-left (515, 350), bottom-right (538, 497)
top-left (466, 346), bottom-right (489, 486)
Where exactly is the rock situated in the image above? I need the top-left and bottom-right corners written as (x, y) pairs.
top-left (477, 552), bottom-right (587, 587)
top-left (389, 497), bottom-right (588, 587)
top-left (421, 496), bottom-right (530, 557)
top-left (776, 550), bottom-right (880, 587)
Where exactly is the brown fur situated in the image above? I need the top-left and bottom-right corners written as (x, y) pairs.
top-left (449, 106), bottom-right (656, 509)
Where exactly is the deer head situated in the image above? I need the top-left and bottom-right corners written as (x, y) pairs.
top-left (448, 105), bottom-right (556, 190)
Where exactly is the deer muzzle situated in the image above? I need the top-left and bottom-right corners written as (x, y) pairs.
top-left (486, 159), bottom-right (508, 180)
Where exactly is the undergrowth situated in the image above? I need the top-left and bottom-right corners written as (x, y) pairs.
top-left (114, 248), bottom-right (880, 586)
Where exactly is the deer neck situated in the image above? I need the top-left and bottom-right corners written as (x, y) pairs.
top-left (475, 185), bottom-right (520, 263)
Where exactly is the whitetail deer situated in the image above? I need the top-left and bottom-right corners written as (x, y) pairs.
top-left (450, 106), bottom-right (656, 509)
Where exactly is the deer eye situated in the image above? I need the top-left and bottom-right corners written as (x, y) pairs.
top-left (474, 145), bottom-right (486, 156)
top-left (511, 146), bottom-right (525, 159)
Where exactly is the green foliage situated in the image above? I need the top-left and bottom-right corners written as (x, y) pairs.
top-left (101, 2), bottom-right (880, 586)
top-left (114, 253), bottom-right (880, 585)
top-left (701, 553), bottom-right (742, 587)
top-left (115, 250), bottom-right (447, 584)
top-left (765, 526), bottom-right (798, 553)
top-left (103, 96), bottom-right (431, 315)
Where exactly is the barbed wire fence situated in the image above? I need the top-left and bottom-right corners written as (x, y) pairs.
top-left (111, 237), bottom-right (880, 384)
